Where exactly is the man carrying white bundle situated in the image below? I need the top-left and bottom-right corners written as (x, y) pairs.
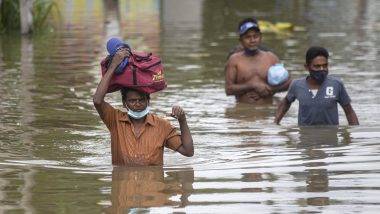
top-left (225, 17), bottom-right (291, 104)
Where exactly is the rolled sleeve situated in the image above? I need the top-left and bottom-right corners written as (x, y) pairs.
top-left (338, 82), bottom-right (351, 106)
top-left (286, 80), bottom-right (297, 103)
top-left (100, 102), bottom-right (118, 130)
top-left (165, 127), bottom-right (182, 151)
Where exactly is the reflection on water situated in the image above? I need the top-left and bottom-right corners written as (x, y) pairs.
top-left (0, 0), bottom-right (380, 213)
top-left (293, 127), bottom-right (340, 207)
top-left (105, 166), bottom-right (194, 213)
top-left (224, 99), bottom-right (282, 122)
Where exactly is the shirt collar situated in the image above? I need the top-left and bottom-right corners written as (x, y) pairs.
top-left (119, 113), bottom-right (156, 126)
top-left (304, 75), bottom-right (330, 87)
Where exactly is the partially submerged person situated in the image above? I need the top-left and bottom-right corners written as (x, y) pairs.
top-left (225, 18), bottom-right (291, 104)
top-left (274, 46), bottom-right (359, 126)
top-left (93, 41), bottom-right (194, 166)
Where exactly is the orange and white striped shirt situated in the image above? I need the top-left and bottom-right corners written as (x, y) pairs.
top-left (100, 102), bottom-right (182, 166)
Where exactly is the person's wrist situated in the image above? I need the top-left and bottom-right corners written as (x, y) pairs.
top-left (274, 117), bottom-right (280, 124)
top-left (107, 63), bottom-right (118, 73)
top-left (250, 84), bottom-right (257, 91)
top-left (178, 116), bottom-right (187, 123)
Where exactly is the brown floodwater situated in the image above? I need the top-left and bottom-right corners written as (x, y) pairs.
top-left (1, 0), bottom-right (380, 213)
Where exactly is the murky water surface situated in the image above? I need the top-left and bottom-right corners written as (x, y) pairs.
top-left (1, 0), bottom-right (380, 213)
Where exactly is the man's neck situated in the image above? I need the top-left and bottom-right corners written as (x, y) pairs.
top-left (243, 48), bottom-right (260, 57)
top-left (129, 116), bottom-right (146, 125)
top-left (306, 76), bottom-right (322, 89)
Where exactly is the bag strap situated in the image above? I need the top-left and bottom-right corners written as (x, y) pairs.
top-left (132, 65), bottom-right (137, 85)
top-left (131, 52), bottom-right (152, 62)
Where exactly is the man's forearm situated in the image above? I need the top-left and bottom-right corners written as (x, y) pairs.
top-left (274, 99), bottom-right (291, 124)
top-left (93, 65), bottom-right (116, 104)
top-left (342, 104), bottom-right (359, 125)
top-left (225, 83), bottom-right (255, 96)
top-left (179, 118), bottom-right (194, 156)
top-left (347, 113), bottom-right (359, 125)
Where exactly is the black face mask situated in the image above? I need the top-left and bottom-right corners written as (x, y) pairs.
top-left (244, 48), bottom-right (259, 56)
top-left (309, 69), bottom-right (328, 84)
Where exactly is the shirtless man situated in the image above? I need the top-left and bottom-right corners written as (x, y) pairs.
top-left (225, 18), bottom-right (291, 103)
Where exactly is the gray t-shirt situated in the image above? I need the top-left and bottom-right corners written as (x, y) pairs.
top-left (286, 76), bottom-right (351, 126)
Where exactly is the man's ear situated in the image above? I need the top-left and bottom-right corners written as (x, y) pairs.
top-left (122, 100), bottom-right (128, 109)
top-left (304, 64), bottom-right (309, 71)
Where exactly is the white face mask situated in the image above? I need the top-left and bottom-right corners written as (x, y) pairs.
top-left (128, 106), bottom-right (150, 119)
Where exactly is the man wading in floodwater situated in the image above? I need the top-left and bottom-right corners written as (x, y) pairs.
top-left (93, 39), bottom-right (194, 166)
top-left (225, 18), bottom-right (291, 104)
top-left (274, 46), bottom-right (359, 126)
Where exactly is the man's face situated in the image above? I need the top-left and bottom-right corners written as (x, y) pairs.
top-left (116, 45), bottom-right (130, 52)
top-left (123, 91), bottom-right (149, 111)
top-left (306, 56), bottom-right (329, 73)
top-left (240, 29), bottom-right (262, 50)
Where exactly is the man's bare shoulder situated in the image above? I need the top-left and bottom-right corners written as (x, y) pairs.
top-left (262, 51), bottom-right (279, 62)
top-left (227, 51), bottom-right (244, 64)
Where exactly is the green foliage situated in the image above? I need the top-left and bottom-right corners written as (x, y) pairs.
top-left (33, 0), bottom-right (60, 30)
top-left (0, 0), bottom-right (20, 32)
top-left (0, 0), bottom-right (60, 34)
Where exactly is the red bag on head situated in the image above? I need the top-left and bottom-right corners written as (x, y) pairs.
top-left (101, 51), bottom-right (167, 94)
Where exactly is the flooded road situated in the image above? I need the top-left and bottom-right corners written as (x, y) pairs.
top-left (1, 0), bottom-right (380, 213)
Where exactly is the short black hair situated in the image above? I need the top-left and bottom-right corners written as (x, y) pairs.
top-left (238, 17), bottom-right (260, 35)
top-left (121, 88), bottom-right (150, 102)
top-left (305, 46), bottom-right (329, 65)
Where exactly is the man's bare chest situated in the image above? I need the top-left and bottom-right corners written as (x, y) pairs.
top-left (236, 61), bottom-right (269, 82)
